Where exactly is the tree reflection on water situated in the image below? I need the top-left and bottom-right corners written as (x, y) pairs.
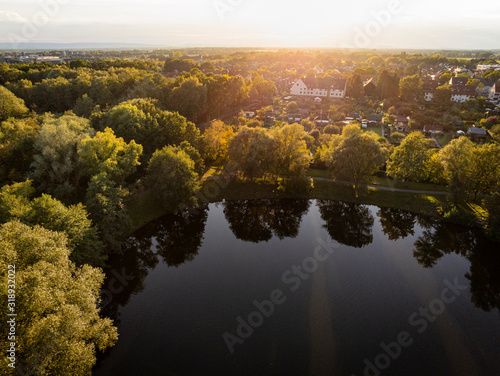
top-left (223, 198), bottom-right (310, 242)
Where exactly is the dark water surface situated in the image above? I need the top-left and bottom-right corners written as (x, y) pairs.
top-left (94, 199), bottom-right (500, 376)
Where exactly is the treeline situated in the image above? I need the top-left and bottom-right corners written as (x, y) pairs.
top-left (0, 61), bottom-right (277, 123)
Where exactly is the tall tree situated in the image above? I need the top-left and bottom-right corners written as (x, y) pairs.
top-left (0, 85), bottom-right (29, 121)
top-left (399, 75), bottom-right (423, 101)
top-left (0, 180), bottom-right (104, 266)
top-left (0, 221), bottom-right (117, 375)
top-left (85, 173), bottom-right (131, 251)
top-left (273, 123), bottom-right (311, 179)
top-left (387, 132), bottom-right (435, 182)
top-left (0, 117), bottom-right (40, 183)
top-left (168, 76), bottom-right (207, 123)
top-left (438, 137), bottom-right (474, 202)
top-left (30, 114), bottom-right (94, 203)
top-left (322, 124), bottom-right (386, 194)
top-left (347, 73), bottom-right (364, 99)
top-left (78, 127), bottom-right (142, 184)
top-left (227, 126), bottom-right (276, 180)
top-left (145, 146), bottom-right (200, 212)
top-left (468, 144), bottom-right (500, 199)
top-left (203, 120), bottom-right (235, 161)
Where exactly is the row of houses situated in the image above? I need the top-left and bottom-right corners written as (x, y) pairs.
top-left (423, 75), bottom-right (500, 103)
top-left (290, 72), bottom-right (500, 104)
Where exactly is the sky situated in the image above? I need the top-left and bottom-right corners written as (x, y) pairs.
top-left (0, 0), bottom-right (500, 49)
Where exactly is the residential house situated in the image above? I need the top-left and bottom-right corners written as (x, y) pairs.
top-left (477, 77), bottom-right (497, 97)
top-left (449, 77), bottom-right (469, 86)
top-left (243, 111), bottom-right (256, 119)
top-left (467, 127), bottom-right (488, 141)
top-left (394, 116), bottom-right (410, 133)
top-left (365, 114), bottom-right (383, 123)
top-left (314, 115), bottom-right (330, 129)
top-left (450, 85), bottom-right (477, 103)
top-left (363, 78), bottom-right (378, 97)
top-left (489, 80), bottom-right (500, 102)
top-left (477, 64), bottom-right (500, 74)
top-left (291, 77), bottom-right (347, 99)
top-left (346, 113), bottom-right (361, 121)
top-left (287, 114), bottom-right (303, 124)
top-left (422, 75), bottom-right (440, 102)
top-left (423, 125), bottom-right (444, 135)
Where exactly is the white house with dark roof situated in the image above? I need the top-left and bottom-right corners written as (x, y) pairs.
top-left (450, 85), bottom-right (477, 103)
top-left (291, 77), bottom-right (347, 99)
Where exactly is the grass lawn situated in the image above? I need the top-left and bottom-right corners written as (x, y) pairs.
top-left (436, 132), bottom-right (454, 147)
top-left (307, 169), bottom-right (449, 193)
top-left (368, 176), bottom-right (449, 192)
top-left (363, 126), bottom-right (384, 137)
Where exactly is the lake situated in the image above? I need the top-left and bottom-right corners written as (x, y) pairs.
top-left (94, 199), bottom-right (500, 376)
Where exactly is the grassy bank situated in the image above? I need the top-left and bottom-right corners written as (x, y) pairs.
top-left (307, 169), bottom-right (449, 192)
top-left (203, 178), bottom-right (450, 218)
top-left (125, 177), bottom-right (455, 237)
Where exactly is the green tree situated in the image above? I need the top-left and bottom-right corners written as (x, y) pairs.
top-left (322, 124), bottom-right (386, 194)
top-left (438, 137), bottom-right (475, 202)
top-left (227, 126), bottom-right (276, 180)
top-left (145, 146), bottom-right (200, 212)
top-left (249, 74), bottom-right (277, 102)
top-left (399, 75), bottom-right (423, 101)
top-left (387, 132), bottom-right (435, 182)
top-left (0, 181), bottom-right (104, 266)
top-left (273, 123), bottom-right (311, 179)
top-left (30, 114), bottom-right (94, 203)
top-left (434, 85), bottom-right (452, 106)
top-left (286, 101), bottom-right (299, 114)
top-left (92, 99), bottom-right (202, 157)
top-left (439, 72), bottom-right (452, 85)
top-left (78, 127), bottom-right (142, 184)
top-left (377, 69), bottom-right (400, 99)
top-left (168, 76), bottom-right (207, 123)
top-left (347, 73), bottom-right (364, 99)
top-left (85, 173), bottom-right (131, 251)
top-left (0, 117), bottom-right (39, 183)
top-left (163, 58), bottom-right (198, 73)
top-left (0, 85), bottom-right (29, 121)
top-left (73, 94), bottom-right (97, 118)
top-left (0, 221), bottom-right (117, 375)
top-left (469, 143), bottom-right (500, 199)
top-left (389, 131), bottom-right (406, 145)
